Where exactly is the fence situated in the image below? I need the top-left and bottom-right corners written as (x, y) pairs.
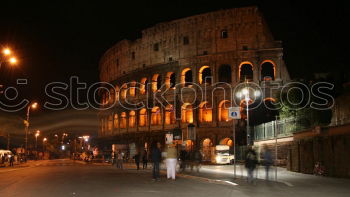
top-left (254, 117), bottom-right (311, 141)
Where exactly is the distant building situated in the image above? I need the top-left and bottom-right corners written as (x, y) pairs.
top-left (97, 6), bottom-right (290, 159)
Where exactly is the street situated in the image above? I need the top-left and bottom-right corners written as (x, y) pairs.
top-left (1, 159), bottom-right (350, 197)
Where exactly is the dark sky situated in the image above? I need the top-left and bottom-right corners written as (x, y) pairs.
top-left (0, 0), bottom-right (349, 136)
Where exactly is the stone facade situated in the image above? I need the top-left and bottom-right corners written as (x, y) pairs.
top-left (97, 6), bottom-right (290, 155)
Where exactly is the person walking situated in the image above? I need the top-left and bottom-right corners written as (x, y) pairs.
top-left (151, 142), bottom-right (162, 181)
top-left (245, 146), bottom-right (257, 184)
top-left (142, 150), bottom-right (148, 169)
top-left (9, 155), bottom-right (14, 167)
top-left (117, 151), bottom-right (123, 169)
top-left (165, 144), bottom-right (178, 180)
top-left (263, 146), bottom-right (273, 180)
top-left (133, 151), bottom-right (140, 170)
top-left (179, 148), bottom-right (187, 172)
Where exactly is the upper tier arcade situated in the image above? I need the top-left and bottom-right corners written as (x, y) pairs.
top-left (99, 6), bottom-right (288, 83)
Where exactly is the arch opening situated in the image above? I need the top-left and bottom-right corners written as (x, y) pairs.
top-left (261, 61), bottom-right (275, 81)
top-left (199, 66), bottom-right (212, 84)
top-left (181, 103), bottom-right (193, 123)
top-left (239, 62), bottom-right (253, 81)
top-left (199, 101), bottom-right (212, 123)
top-left (151, 106), bottom-right (162, 125)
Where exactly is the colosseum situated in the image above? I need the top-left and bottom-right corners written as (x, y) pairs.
top-left (97, 6), bottom-right (290, 160)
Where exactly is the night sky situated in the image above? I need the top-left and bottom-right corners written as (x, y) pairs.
top-left (0, 0), bottom-right (349, 138)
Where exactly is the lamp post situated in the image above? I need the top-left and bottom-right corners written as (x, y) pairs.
top-left (24, 102), bottom-right (38, 156)
top-left (43, 138), bottom-right (47, 152)
top-left (35, 131), bottom-right (40, 160)
top-left (236, 85), bottom-right (260, 146)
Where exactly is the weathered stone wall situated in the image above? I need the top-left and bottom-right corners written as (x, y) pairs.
top-left (287, 124), bottom-right (350, 178)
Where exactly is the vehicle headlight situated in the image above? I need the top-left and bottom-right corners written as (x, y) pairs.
top-left (216, 156), bottom-right (221, 162)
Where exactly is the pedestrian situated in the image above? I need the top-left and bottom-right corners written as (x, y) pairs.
top-left (9, 155), bottom-right (14, 167)
top-left (117, 151), bottom-right (123, 169)
top-left (151, 142), bottom-right (162, 181)
top-left (245, 146), bottom-right (257, 184)
top-left (112, 152), bottom-right (116, 166)
top-left (263, 146), bottom-right (273, 180)
top-left (165, 143), bottom-right (178, 180)
top-left (179, 148), bottom-right (187, 172)
top-left (133, 151), bottom-right (140, 170)
top-left (191, 150), bottom-right (202, 172)
top-left (142, 150), bottom-right (148, 169)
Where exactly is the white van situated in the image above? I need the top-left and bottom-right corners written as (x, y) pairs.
top-left (0, 150), bottom-right (13, 157)
top-left (212, 145), bottom-right (234, 164)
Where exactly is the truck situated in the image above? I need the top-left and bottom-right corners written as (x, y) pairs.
top-left (211, 145), bottom-right (234, 164)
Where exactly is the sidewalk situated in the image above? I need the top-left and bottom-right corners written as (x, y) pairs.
top-left (0, 160), bottom-right (47, 173)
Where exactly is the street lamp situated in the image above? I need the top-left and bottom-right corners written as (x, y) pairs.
top-left (24, 102), bottom-right (38, 156)
top-left (43, 138), bottom-right (47, 152)
top-left (35, 130), bottom-right (40, 160)
top-left (3, 48), bottom-right (11, 55)
top-left (1, 47), bottom-right (17, 69)
top-left (236, 86), bottom-right (261, 145)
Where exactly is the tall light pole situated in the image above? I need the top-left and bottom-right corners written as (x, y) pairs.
top-left (35, 130), bottom-right (40, 160)
top-left (24, 102), bottom-right (38, 155)
top-left (43, 138), bottom-right (47, 152)
top-left (236, 85), bottom-right (260, 146)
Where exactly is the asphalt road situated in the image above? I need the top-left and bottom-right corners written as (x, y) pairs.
top-left (0, 159), bottom-right (349, 197)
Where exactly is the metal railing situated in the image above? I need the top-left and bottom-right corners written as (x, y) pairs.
top-left (254, 117), bottom-right (311, 141)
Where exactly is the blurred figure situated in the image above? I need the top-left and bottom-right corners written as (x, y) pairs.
top-left (166, 144), bottom-right (178, 180)
top-left (117, 151), bottom-right (123, 169)
top-left (151, 142), bottom-right (162, 181)
top-left (190, 150), bottom-right (202, 172)
top-left (245, 146), bottom-right (257, 183)
top-left (9, 155), bottom-right (14, 167)
top-left (142, 150), bottom-right (148, 169)
top-left (179, 148), bottom-right (187, 172)
top-left (263, 146), bottom-right (273, 180)
top-left (133, 151), bottom-right (140, 170)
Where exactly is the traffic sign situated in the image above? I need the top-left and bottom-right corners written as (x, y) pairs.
top-left (228, 107), bottom-right (241, 119)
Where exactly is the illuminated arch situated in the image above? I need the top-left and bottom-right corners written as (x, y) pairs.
top-left (139, 108), bottom-right (147, 127)
top-left (151, 106), bottom-right (162, 125)
top-left (115, 85), bottom-right (120, 102)
top-left (129, 81), bottom-right (136, 97)
top-left (113, 113), bottom-right (119, 128)
top-left (120, 112), bottom-right (127, 129)
top-left (140, 77), bottom-right (148, 95)
top-left (165, 72), bottom-right (176, 89)
top-left (264, 97), bottom-right (276, 103)
top-left (239, 61), bottom-right (254, 81)
top-left (260, 60), bottom-right (276, 81)
top-left (165, 104), bottom-right (176, 125)
top-left (110, 88), bottom-right (115, 104)
top-left (108, 114), bottom-right (113, 131)
top-left (120, 83), bottom-right (127, 99)
top-left (218, 100), bottom-right (231, 122)
top-left (202, 138), bottom-right (213, 161)
top-left (199, 101), bottom-right (212, 123)
top-left (198, 65), bottom-right (212, 84)
top-left (181, 103), bottom-right (193, 123)
top-left (239, 98), bottom-right (253, 120)
top-left (181, 68), bottom-right (192, 87)
top-left (220, 138), bottom-right (233, 147)
top-left (152, 74), bottom-right (162, 92)
top-left (129, 111), bottom-right (136, 128)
